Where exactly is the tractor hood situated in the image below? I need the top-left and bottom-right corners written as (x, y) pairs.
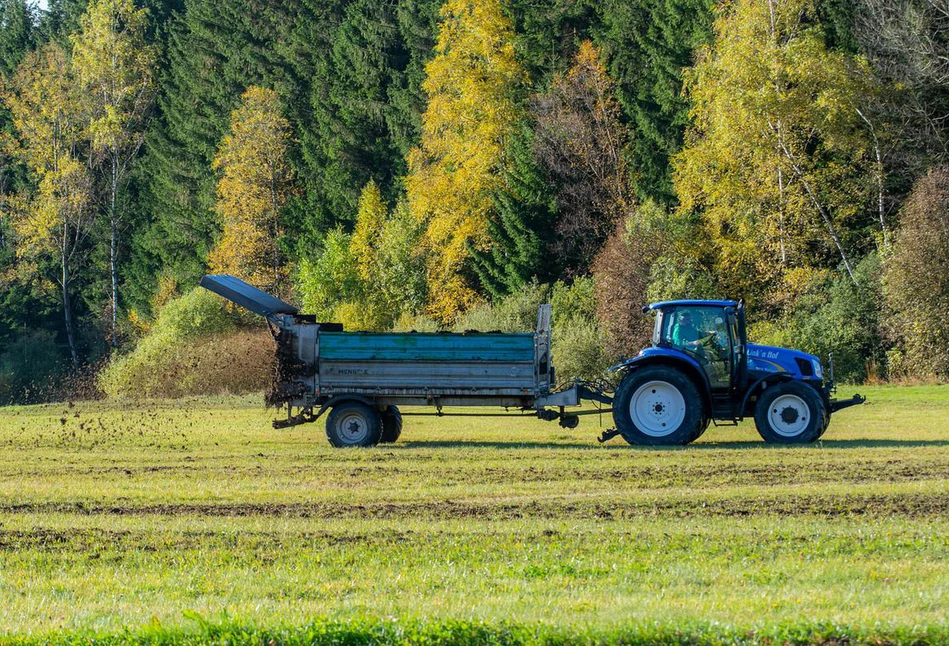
top-left (746, 344), bottom-right (823, 381)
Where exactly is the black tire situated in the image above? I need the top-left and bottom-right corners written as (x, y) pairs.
top-left (612, 366), bottom-right (705, 446)
top-left (380, 405), bottom-right (403, 444)
top-left (325, 401), bottom-right (383, 448)
top-left (754, 381), bottom-right (826, 444)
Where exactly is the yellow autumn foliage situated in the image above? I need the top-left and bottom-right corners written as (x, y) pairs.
top-left (350, 179), bottom-right (386, 281)
top-left (208, 86), bottom-right (293, 297)
top-left (405, 0), bottom-right (526, 323)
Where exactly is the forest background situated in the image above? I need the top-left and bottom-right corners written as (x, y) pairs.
top-left (1, 0), bottom-right (948, 403)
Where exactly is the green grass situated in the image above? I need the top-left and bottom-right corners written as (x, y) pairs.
top-left (1, 384), bottom-right (948, 644)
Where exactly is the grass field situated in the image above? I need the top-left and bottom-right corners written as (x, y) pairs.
top-left (1, 384), bottom-right (948, 644)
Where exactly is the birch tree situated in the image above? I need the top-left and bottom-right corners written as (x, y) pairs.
top-left (71, 0), bottom-right (156, 348)
top-left (3, 43), bottom-right (92, 367)
top-left (674, 0), bottom-right (880, 306)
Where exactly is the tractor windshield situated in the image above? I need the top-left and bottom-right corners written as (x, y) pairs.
top-left (658, 306), bottom-right (732, 388)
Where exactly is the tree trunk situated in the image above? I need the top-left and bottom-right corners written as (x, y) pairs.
top-left (110, 155), bottom-right (119, 348)
top-left (62, 254), bottom-right (79, 369)
top-left (774, 136), bottom-right (858, 283)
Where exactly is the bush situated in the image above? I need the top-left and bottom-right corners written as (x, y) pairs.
top-left (884, 167), bottom-right (949, 380)
top-left (98, 288), bottom-right (269, 398)
top-left (751, 255), bottom-right (884, 383)
top-left (551, 278), bottom-right (613, 383)
top-left (456, 282), bottom-right (547, 332)
top-left (444, 279), bottom-right (613, 383)
top-left (592, 206), bottom-right (663, 359)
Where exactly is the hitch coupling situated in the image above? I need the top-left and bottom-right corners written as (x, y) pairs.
top-left (829, 394), bottom-right (866, 413)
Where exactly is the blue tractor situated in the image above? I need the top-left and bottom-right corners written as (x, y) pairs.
top-left (608, 300), bottom-right (865, 445)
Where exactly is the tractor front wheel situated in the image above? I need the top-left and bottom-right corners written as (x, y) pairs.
top-left (613, 366), bottom-right (705, 446)
top-left (325, 401), bottom-right (383, 448)
top-left (754, 381), bottom-right (826, 444)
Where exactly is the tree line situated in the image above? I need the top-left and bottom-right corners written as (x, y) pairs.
top-left (1, 0), bottom-right (948, 402)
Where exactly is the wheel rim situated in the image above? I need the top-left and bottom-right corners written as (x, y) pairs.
top-left (336, 411), bottom-right (370, 444)
top-left (630, 381), bottom-right (687, 437)
top-left (768, 394), bottom-right (810, 437)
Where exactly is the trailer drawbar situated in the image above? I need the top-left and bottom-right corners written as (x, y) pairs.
top-left (201, 275), bottom-right (864, 447)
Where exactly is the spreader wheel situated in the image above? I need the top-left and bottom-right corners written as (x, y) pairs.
top-left (754, 381), bottom-right (826, 444)
top-left (380, 405), bottom-right (403, 444)
top-left (325, 401), bottom-right (383, 448)
top-left (612, 366), bottom-right (705, 446)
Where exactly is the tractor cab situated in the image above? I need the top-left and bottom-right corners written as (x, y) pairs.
top-left (649, 299), bottom-right (746, 392)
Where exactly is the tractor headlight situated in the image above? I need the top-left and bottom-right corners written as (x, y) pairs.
top-left (812, 359), bottom-right (823, 380)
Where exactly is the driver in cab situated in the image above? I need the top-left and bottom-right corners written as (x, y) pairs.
top-left (670, 310), bottom-right (703, 351)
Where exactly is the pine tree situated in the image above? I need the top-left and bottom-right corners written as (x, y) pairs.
top-left (134, 0), bottom-right (286, 295)
top-left (0, 0), bottom-right (34, 78)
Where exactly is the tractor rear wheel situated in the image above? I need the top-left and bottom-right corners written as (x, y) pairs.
top-left (325, 401), bottom-right (383, 448)
top-left (754, 381), bottom-right (826, 444)
top-left (380, 406), bottom-right (403, 444)
top-left (613, 366), bottom-right (705, 446)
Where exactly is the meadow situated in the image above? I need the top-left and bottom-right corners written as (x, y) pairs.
top-left (0, 384), bottom-right (948, 644)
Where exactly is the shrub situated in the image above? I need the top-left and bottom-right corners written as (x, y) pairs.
top-left (456, 282), bottom-right (547, 332)
top-left (98, 288), bottom-right (268, 398)
top-left (551, 278), bottom-right (613, 383)
top-left (592, 203), bottom-right (666, 359)
top-left (884, 167), bottom-right (949, 380)
top-left (751, 255), bottom-right (884, 383)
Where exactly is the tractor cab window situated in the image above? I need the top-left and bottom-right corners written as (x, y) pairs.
top-left (660, 307), bottom-right (732, 389)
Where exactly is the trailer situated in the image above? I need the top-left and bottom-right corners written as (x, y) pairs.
top-left (201, 275), bottom-right (864, 447)
top-left (200, 275), bottom-right (610, 447)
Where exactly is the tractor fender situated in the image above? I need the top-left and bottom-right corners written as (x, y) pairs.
top-left (738, 374), bottom-right (796, 418)
top-left (610, 350), bottom-right (713, 415)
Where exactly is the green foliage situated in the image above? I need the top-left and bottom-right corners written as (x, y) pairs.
top-left (751, 254), bottom-right (884, 383)
top-left (0, 0), bottom-right (34, 78)
top-left (449, 277), bottom-right (611, 381)
top-left (456, 281), bottom-right (547, 332)
top-left (295, 228), bottom-right (361, 323)
top-left (295, 193), bottom-right (427, 331)
top-left (134, 0), bottom-right (286, 293)
top-left (674, 0), bottom-right (879, 305)
top-left (550, 277), bottom-right (611, 382)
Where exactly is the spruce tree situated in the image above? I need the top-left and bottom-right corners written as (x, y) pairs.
top-left (470, 124), bottom-right (557, 298)
top-left (593, 0), bottom-right (715, 204)
top-left (0, 0), bottom-right (33, 78)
